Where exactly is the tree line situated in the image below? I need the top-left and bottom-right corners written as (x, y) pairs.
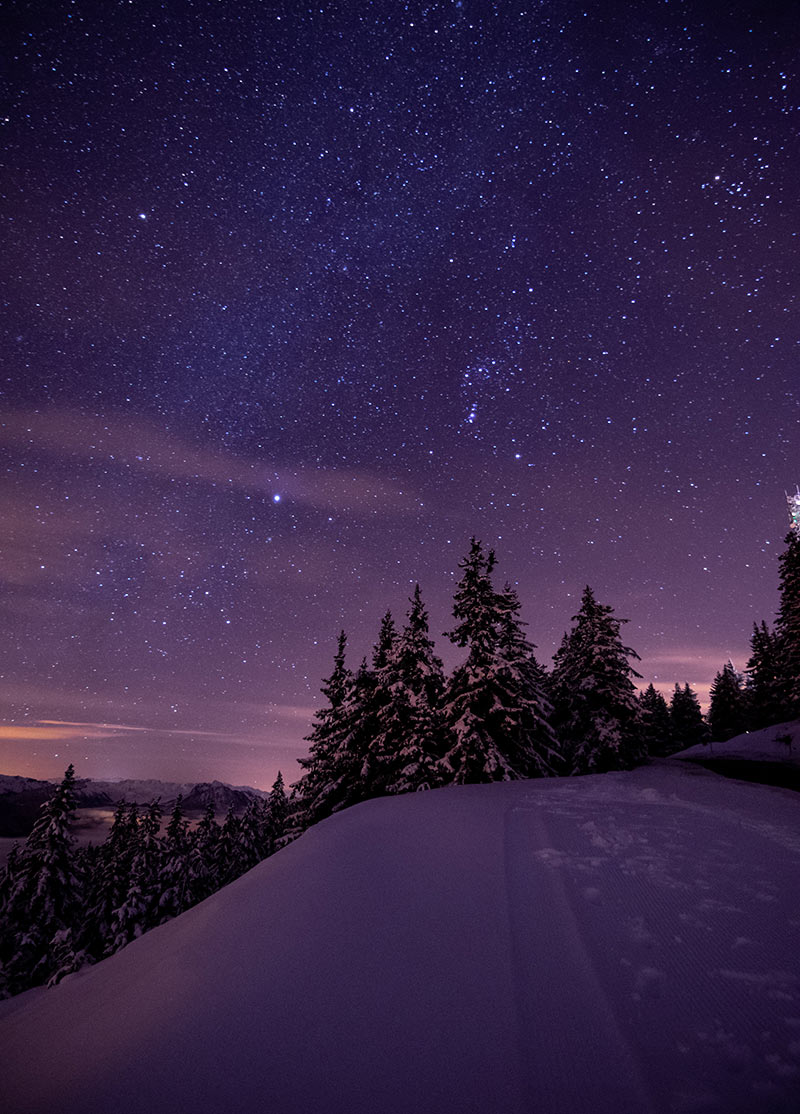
top-left (0, 770), bottom-right (289, 999)
top-left (1, 526), bottom-right (797, 999)
top-left (292, 528), bottom-right (800, 830)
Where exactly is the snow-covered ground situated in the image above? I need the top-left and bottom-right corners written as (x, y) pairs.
top-left (677, 719), bottom-right (800, 765)
top-left (2, 761), bottom-right (800, 1113)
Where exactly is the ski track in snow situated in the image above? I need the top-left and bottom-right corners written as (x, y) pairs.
top-left (503, 776), bottom-right (800, 1112)
top-left (2, 763), bottom-right (800, 1113)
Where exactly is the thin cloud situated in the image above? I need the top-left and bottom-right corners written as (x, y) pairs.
top-left (0, 724), bottom-right (111, 742)
top-left (1, 409), bottom-right (420, 515)
top-left (38, 719), bottom-right (151, 733)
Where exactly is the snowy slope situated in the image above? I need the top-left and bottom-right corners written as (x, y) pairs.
top-left (2, 763), bottom-right (800, 1114)
top-left (677, 718), bottom-right (800, 765)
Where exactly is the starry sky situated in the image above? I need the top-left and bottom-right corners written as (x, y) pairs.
top-left (2, 0), bottom-right (798, 790)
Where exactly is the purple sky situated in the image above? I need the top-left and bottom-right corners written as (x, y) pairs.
top-left (2, 0), bottom-right (798, 789)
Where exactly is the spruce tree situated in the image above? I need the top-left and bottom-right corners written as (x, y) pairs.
top-left (237, 797), bottom-right (269, 872)
top-left (357, 612), bottom-right (401, 797)
top-left (371, 586), bottom-right (446, 795)
top-left (669, 684), bottom-right (708, 750)
top-left (746, 620), bottom-right (784, 730)
top-left (775, 529), bottom-right (800, 719)
top-left (292, 631), bottom-right (354, 828)
top-left (0, 765), bottom-right (83, 995)
top-left (186, 802), bottom-right (220, 905)
top-left (441, 539), bottom-right (557, 782)
top-left (551, 586), bottom-right (642, 774)
top-left (310, 656), bottom-right (375, 818)
top-left (215, 805), bottom-right (239, 885)
top-left (109, 799), bottom-right (163, 952)
top-left (493, 583), bottom-right (561, 777)
top-left (159, 796), bottom-right (191, 922)
top-left (265, 771), bottom-right (290, 845)
top-left (708, 662), bottom-right (748, 742)
top-left (81, 800), bottom-right (138, 960)
top-left (637, 684), bottom-right (675, 757)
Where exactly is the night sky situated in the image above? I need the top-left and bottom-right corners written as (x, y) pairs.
top-left (2, 0), bottom-right (798, 790)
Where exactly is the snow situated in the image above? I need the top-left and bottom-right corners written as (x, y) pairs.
top-left (676, 719), bottom-right (800, 765)
top-left (2, 761), bottom-right (800, 1113)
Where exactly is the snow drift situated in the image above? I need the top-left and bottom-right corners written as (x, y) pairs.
top-left (2, 762), bottom-right (800, 1113)
top-left (677, 718), bottom-right (800, 765)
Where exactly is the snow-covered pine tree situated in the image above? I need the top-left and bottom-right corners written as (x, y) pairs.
top-left (158, 796), bottom-right (191, 922)
top-left (637, 684), bottom-right (675, 757)
top-left (237, 797), bottom-right (269, 872)
top-left (0, 765), bottom-right (83, 996)
top-left (265, 771), bottom-right (290, 846)
top-left (292, 631), bottom-right (354, 829)
top-left (775, 528), bottom-right (800, 719)
top-left (81, 799), bottom-right (139, 960)
top-left (356, 611), bottom-right (402, 798)
top-left (303, 614), bottom-right (403, 824)
top-left (370, 585), bottom-right (446, 795)
top-left (0, 842), bottom-right (21, 916)
top-left (669, 683), bottom-right (708, 750)
top-left (440, 539), bottom-right (557, 783)
top-left (746, 620), bottom-right (784, 730)
top-left (551, 586), bottom-right (642, 774)
top-left (708, 662), bottom-right (748, 742)
top-left (214, 805), bottom-right (247, 887)
top-left (108, 799), bottom-right (163, 953)
top-left (186, 801), bottom-right (220, 905)
top-left (493, 583), bottom-right (561, 777)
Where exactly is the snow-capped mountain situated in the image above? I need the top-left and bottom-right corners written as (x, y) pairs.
top-left (2, 760), bottom-right (799, 1113)
top-left (0, 774), bottom-right (266, 838)
top-left (0, 775), bottom-right (53, 796)
top-left (178, 779), bottom-right (267, 813)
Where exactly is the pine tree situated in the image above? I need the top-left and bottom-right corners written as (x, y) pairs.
top-left (370, 586), bottom-right (446, 795)
top-left (708, 662), bottom-right (748, 742)
top-left (775, 529), bottom-right (800, 719)
top-left (441, 540), bottom-right (558, 782)
top-left (158, 796), bottom-right (191, 922)
top-left (0, 843), bottom-right (21, 915)
top-left (108, 799), bottom-right (163, 953)
top-left (214, 805), bottom-right (245, 887)
top-left (493, 583), bottom-right (561, 777)
top-left (357, 612), bottom-right (401, 797)
top-left (551, 586), bottom-right (642, 774)
top-left (81, 800), bottom-right (138, 960)
top-left (265, 771), bottom-right (290, 845)
top-left (637, 684), bottom-right (675, 757)
top-left (746, 621), bottom-right (784, 730)
top-left (237, 797), bottom-right (269, 872)
top-left (292, 631), bottom-right (354, 828)
top-left (0, 765), bottom-right (83, 996)
top-left (186, 802), bottom-right (220, 905)
top-left (669, 684), bottom-right (708, 750)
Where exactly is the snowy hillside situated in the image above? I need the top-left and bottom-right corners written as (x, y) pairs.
top-left (677, 719), bottom-right (800, 765)
top-left (2, 763), bottom-right (800, 1113)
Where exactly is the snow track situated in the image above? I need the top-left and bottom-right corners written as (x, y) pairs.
top-left (502, 778), bottom-right (800, 1112)
top-left (503, 802), bottom-right (657, 1112)
top-left (2, 764), bottom-right (799, 1113)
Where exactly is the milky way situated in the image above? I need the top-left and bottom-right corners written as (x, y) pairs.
top-left (2, 0), bottom-right (798, 787)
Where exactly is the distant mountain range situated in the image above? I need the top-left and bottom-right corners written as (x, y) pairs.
top-left (0, 774), bottom-right (267, 838)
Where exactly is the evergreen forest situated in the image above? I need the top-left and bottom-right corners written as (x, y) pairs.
top-left (1, 528), bottom-right (799, 999)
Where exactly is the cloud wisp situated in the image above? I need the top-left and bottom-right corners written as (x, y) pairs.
top-left (1, 408), bottom-right (420, 516)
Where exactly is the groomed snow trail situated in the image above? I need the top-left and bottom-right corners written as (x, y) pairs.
top-left (503, 772), bottom-right (800, 1112)
top-left (2, 763), bottom-right (799, 1113)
